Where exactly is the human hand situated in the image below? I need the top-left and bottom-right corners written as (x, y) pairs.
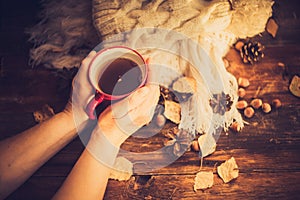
top-left (92, 84), bottom-right (160, 148)
top-left (64, 51), bottom-right (97, 125)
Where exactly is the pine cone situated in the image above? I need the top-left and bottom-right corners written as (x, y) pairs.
top-left (240, 41), bottom-right (264, 64)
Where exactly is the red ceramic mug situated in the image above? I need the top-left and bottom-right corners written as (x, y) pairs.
top-left (86, 46), bottom-right (148, 119)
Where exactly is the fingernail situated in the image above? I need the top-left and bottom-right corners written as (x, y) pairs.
top-left (88, 51), bottom-right (96, 57)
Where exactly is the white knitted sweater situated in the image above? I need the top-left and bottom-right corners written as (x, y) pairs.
top-left (92, 0), bottom-right (273, 156)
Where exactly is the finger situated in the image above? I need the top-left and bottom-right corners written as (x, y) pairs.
top-left (129, 84), bottom-right (159, 110)
top-left (74, 51), bottom-right (97, 83)
top-left (112, 84), bottom-right (159, 136)
top-left (81, 50), bottom-right (97, 70)
top-left (145, 57), bottom-right (155, 84)
top-left (125, 85), bottom-right (159, 123)
top-left (146, 59), bottom-right (163, 84)
top-left (128, 86), bottom-right (150, 108)
top-left (112, 84), bottom-right (159, 119)
top-left (111, 86), bottom-right (149, 119)
top-left (88, 50), bottom-right (97, 57)
top-left (129, 84), bottom-right (160, 121)
top-left (72, 51), bottom-right (97, 99)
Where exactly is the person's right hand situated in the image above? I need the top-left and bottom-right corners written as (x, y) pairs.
top-left (92, 84), bottom-right (160, 148)
top-left (85, 83), bottom-right (159, 168)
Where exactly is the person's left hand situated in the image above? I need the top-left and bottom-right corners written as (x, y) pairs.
top-left (64, 51), bottom-right (97, 125)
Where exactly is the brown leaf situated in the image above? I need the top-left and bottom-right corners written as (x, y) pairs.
top-left (198, 134), bottom-right (216, 157)
top-left (164, 100), bottom-right (181, 124)
top-left (217, 157), bottom-right (239, 183)
top-left (194, 171), bottom-right (214, 191)
top-left (266, 18), bottom-right (279, 38)
top-left (289, 75), bottom-right (300, 98)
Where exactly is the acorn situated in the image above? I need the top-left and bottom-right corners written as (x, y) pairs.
top-left (230, 121), bottom-right (241, 132)
top-left (156, 114), bottom-right (166, 127)
top-left (250, 98), bottom-right (263, 109)
top-left (238, 77), bottom-right (250, 88)
top-left (238, 88), bottom-right (246, 98)
top-left (244, 107), bottom-right (255, 118)
top-left (191, 140), bottom-right (200, 151)
top-left (272, 99), bottom-right (282, 108)
top-left (262, 103), bottom-right (272, 113)
top-left (277, 62), bottom-right (285, 68)
top-left (236, 100), bottom-right (248, 110)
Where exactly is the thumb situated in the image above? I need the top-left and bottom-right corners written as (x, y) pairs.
top-left (111, 86), bottom-right (149, 119)
top-left (113, 84), bottom-right (159, 136)
top-left (128, 86), bottom-right (150, 108)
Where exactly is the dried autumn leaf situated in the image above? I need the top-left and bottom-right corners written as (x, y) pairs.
top-left (33, 104), bottom-right (55, 123)
top-left (198, 133), bottom-right (217, 157)
top-left (217, 157), bottom-right (239, 183)
top-left (164, 100), bottom-right (181, 124)
top-left (172, 77), bottom-right (197, 94)
top-left (109, 157), bottom-right (133, 181)
top-left (289, 75), bottom-right (300, 98)
top-left (194, 171), bottom-right (214, 191)
top-left (266, 18), bottom-right (279, 38)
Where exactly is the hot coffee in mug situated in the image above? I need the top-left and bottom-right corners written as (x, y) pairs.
top-left (87, 46), bottom-right (148, 119)
top-left (98, 58), bottom-right (142, 95)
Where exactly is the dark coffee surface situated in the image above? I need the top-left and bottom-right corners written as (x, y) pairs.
top-left (98, 58), bottom-right (142, 95)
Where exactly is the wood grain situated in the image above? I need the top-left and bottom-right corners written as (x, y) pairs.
top-left (7, 172), bottom-right (300, 200)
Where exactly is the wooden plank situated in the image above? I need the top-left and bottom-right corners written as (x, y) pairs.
top-left (1, 56), bottom-right (299, 195)
top-left (8, 172), bottom-right (299, 200)
top-left (0, 69), bottom-right (70, 113)
top-left (6, 172), bottom-right (300, 200)
top-left (104, 172), bottom-right (300, 200)
top-left (225, 47), bottom-right (300, 106)
top-left (31, 114), bottom-right (300, 176)
top-left (6, 177), bottom-right (64, 200)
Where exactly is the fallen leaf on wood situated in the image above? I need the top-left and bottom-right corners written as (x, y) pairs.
top-left (289, 75), bottom-right (300, 98)
top-left (266, 18), bottom-right (279, 38)
top-left (217, 157), bottom-right (239, 183)
top-left (198, 133), bottom-right (217, 157)
top-left (33, 104), bottom-right (55, 123)
top-left (109, 157), bottom-right (133, 181)
top-left (164, 100), bottom-right (181, 124)
top-left (193, 171), bottom-right (214, 191)
top-left (172, 77), bottom-right (197, 94)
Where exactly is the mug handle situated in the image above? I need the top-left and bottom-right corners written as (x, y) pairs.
top-left (86, 92), bottom-right (105, 120)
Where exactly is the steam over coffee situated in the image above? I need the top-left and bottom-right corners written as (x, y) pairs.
top-left (98, 58), bottom-right (143, 96)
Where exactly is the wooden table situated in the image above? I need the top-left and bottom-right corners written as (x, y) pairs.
top-left (1, 0), bottom-right (299, 199)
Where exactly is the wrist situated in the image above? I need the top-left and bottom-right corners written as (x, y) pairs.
top-left (87, 131), bottom-right (120, 167)
top-left (93, 124), bottom-right (125, 148)
top-left (63, 104), bottom-right (89, 127)
top-left (62, 107), bottom-right (73, 120)
top-left (56, 111), bottom-right (79, 136)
